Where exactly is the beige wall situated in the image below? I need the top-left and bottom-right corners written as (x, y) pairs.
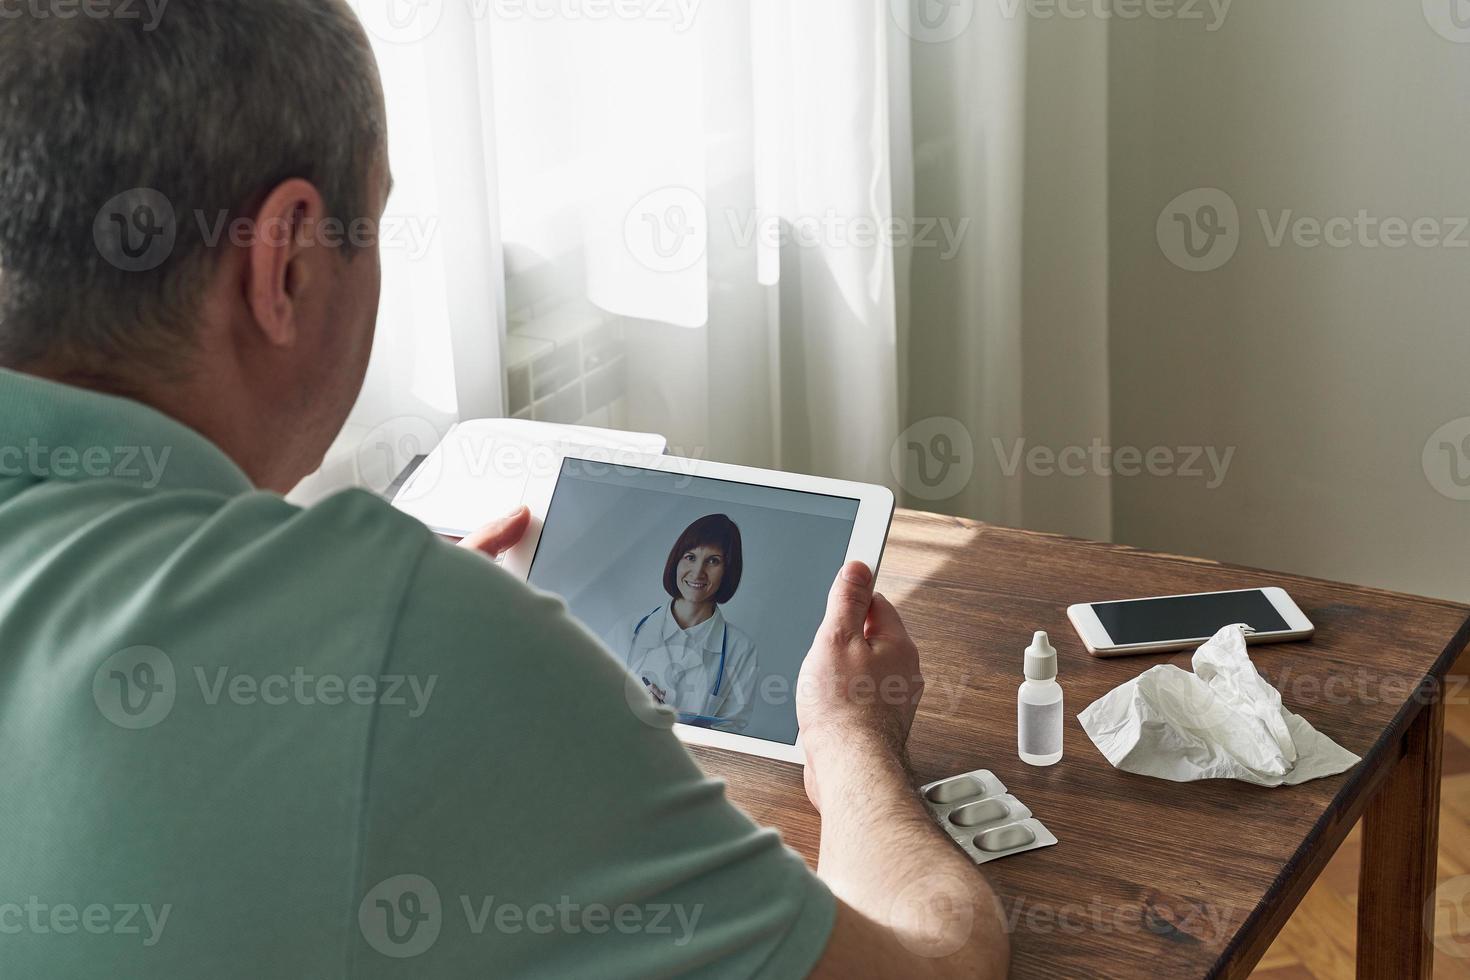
top-left (1108, 1), bottom-right (1470, 601)
top-left (1022, 13), bottom-right (1112, 541)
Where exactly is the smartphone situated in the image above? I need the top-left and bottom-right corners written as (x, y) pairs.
top-left (1067, 588), bottom-right (1314, 658)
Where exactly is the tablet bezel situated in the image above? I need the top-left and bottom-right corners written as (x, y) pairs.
top-left (501, 449), bottom-right (896, 765)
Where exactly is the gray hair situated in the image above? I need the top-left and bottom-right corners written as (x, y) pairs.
top-left (0, 0), bottom-right (386, 373)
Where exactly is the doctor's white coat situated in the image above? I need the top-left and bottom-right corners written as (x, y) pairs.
top-left (604, 602), bottom-right (759, 733)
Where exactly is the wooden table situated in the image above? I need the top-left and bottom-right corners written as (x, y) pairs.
top-left (689, 510), bottom-right (1470, 979)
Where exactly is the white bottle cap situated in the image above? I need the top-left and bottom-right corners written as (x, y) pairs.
top-left (1024, 631), bottom-right (1057, 681)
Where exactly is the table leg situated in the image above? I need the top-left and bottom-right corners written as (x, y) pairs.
top-left (1357, 694), bottom-right (1445, 979)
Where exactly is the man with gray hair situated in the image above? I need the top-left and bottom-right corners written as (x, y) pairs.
top-left (0, 2), bottom-right (1008, 977)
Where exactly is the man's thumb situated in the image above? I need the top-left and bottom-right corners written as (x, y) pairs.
top-left (459, 506), bottom-right (531, 559)
top-left (823, 561), bottom-right (874, 638)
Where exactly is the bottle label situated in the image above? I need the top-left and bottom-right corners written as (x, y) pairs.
top-left (1019, 700), bottom-right (1063, 756)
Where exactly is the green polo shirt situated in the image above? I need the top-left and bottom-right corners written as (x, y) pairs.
top-left (0, 368), bottom-right (834, 978)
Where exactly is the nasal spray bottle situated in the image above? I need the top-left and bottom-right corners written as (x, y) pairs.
top-left (1018, 631), bottom-right (1063, 766)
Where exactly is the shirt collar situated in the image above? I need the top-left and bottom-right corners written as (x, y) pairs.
top-left (659, 603), bottom-right (727, 652)
top-left (0, 368), bottom-right (253, 496)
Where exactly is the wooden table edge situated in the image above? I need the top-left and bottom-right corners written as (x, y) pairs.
top-left (1207, 611), bottom-right (1470, 979)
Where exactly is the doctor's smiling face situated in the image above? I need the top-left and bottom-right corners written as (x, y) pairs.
top-left (676, 546), bottom-right (725, 604)
top-left (662, 514), bottom-right (744, 611)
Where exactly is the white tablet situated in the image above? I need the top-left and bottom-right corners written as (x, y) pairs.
top-left (502, 451), bottom-right (896, 764)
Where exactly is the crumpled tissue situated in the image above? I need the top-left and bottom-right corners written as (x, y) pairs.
top-left (1077, 624), bottom-right (1360, 786)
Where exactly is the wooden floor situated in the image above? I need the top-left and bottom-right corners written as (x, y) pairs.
top-left (1252, 655), bottom-right (1470, 979)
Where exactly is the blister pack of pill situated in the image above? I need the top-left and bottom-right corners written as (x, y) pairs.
top-left (917, 769), bottom-right (1058, 864)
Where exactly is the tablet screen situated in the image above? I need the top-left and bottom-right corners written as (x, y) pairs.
top-left (527, 459), bottom-right (861, 745)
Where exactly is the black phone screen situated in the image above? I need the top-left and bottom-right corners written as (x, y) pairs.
top-left (1093, 590), bottom-right (1291, 645)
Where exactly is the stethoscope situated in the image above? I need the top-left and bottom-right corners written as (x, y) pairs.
top-left (631, 604), bottom-right (728, 698)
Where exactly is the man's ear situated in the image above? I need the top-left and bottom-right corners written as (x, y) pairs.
top-left (243, 178), bottom-right (329, 349)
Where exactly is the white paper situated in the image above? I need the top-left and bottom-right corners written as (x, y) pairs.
top-left (1078, 624), bottom-right (1360, 786)
top-left (391, 418), bottom-right (666, 536)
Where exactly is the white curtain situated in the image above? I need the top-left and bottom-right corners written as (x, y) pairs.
top-left (903, 5), bottom-right (1112, 537)
top-left (482, 0), bottom-right (903, 485)
top-left (296, 0), bottom-right (1113, 543)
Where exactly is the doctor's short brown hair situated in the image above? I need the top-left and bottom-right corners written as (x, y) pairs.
top-left (663, 514), bottom-right (744, 604)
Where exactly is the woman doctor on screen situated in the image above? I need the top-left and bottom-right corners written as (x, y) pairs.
top-left (605, 514), bottom-right (759, 733)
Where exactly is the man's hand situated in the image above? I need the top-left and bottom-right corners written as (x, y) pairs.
top-left (797, 561), bottom-right (923, 811)
top-left (457, 506), bottom-right (531, 560)
top-left (796, 563), bottom-right (1009, 980)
